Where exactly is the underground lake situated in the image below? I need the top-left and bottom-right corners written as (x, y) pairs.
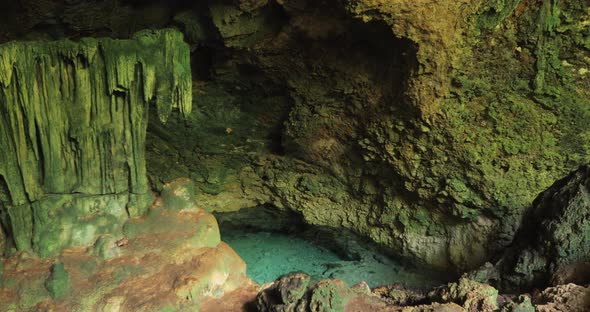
top-left (214, 206), bottom-right (450, 289)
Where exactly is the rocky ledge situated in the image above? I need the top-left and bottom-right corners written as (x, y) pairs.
top-left (248, 272), bottom-right (590, 312)
top-left (3, 164), bottom-right (590, 311)
top-left (0, 179), bottom-right (254, 311)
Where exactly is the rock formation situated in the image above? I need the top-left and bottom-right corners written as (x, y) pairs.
top-left (253, 272), bottom-right (589, 312)
top-left (0, 29), bottom-right (191, 257)
top-left (0, 0), bottom-right (589, 311)
top-left (0, 179), bottom-right (253, 311)
top-left (0, 0), bottom-right (587, 274)
top-left (497, 165), bottom-right (590, 291)
top-left (145, 0), bottom-right (590, 272)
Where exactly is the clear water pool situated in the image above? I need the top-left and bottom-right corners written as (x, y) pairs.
top-left (217, 208), bottom-right (449, 289)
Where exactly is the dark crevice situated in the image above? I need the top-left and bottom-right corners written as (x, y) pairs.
top-left (34, 121), bottom-right (45, 186)
top-left (0, 175), bottom-right (15, 253)
top-left (191, 47), bottom-right (215, 81)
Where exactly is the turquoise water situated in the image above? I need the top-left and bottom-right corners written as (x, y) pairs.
top-left (220, 226), bottom-right (447, 289)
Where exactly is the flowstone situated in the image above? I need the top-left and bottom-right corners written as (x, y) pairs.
top-left (0, 29), bottom-right (192, 256)
top-left (0, 179), bottom-right (252, 311)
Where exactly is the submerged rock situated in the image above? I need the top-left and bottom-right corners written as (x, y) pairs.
top-left (0, 0), bottom-right (587, 279)
top-left (0, 1), bottom-right (589, 311)
top-left (145, 0), bottom-right (590, 274)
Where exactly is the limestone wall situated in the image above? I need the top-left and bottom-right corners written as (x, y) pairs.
top-left (0, 29), bottom-right (192, 256)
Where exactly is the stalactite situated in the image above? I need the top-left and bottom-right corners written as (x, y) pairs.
top-left (0, 29), bottom-right (192, 255)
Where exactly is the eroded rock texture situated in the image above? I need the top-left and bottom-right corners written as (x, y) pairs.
top-left (255, 274), bottom-right (503, 312)
top-left (143, 0), bottom-right (590, 272)
top-left (253, 272), bottom-right (590, 311)
top-left (0, 29), bottom-right (192, 257)
top-left (498, 165), bottom-right (590, 291)
top-left (137, 0), bottom-right (590, 273)
top-left (532, 283), bottom-right (590, 312)
top-left (0, 179), bottom-right (252, 311)
top-left (0, 0), bottom-right (588, 275)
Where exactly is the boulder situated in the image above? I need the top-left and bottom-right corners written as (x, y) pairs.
top-left (427, 278), bottom-right (498, 312)
top-left (498, 165), bottom-right (590, 291)
top-left (532, 283), bottom-right (590, 312)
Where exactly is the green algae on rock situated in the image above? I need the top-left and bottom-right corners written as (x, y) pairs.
top-left (497, 164), bottom-right (590, 292)
top-left (45, 262), bottom-right (71, 299)
top-left (0, 178), bottom-right (252, 311)
top-left (168, 0), bottom-right (589, 272)
top-left (257, 273), bottom-right (355, 312)
top-left (0, 29), bottom-right (192, 256)
top-left (257, 273), bottom-right (505, 312)
top-left (5, 0), bottom-right (585, 276)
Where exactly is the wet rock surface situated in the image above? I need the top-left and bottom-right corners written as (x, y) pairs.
top-left (0, 28), bottom-right (192, 257)
top-left (0, 0), bottom-right (587, 278)
top-left (1, 173), bottom-right (590, 311)
top-left (0, 179), bottom-right (253, 311)
top-left (141, 0), bottom-right (590, 274)
top-left (0, 1), bottom-right (589, 311)
top-left (256, 272), bottom-right (382, 312)
top-left (427, 278), bottom-right (498, 312)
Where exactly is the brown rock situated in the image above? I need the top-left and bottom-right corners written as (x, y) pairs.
top-left (550, 262), bottom-right (590, 286)
top-left (428, 278), bottom-right (498, 312)
top-left (533, 283), bottom-right (590, 312)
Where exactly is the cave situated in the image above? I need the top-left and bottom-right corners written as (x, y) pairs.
top-left (143, 2), bottom-right (427, 288)
top-left (0, 0), bottom-right (589, 311)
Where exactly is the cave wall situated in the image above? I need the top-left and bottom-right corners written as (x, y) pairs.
top-left (0, 0), bottom-right (588, 272)
top-left (156, 0), bottom-right (586, 272)
top-left (182, 0), bottom-right (589, 271)
top-left (0, 29), bottom-right (192, 256)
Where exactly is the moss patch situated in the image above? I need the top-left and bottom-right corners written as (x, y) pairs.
top-left (0, 28), bottom-right (191, 255)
